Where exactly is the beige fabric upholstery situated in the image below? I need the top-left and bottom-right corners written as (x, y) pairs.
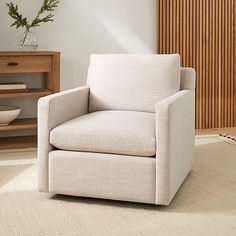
top-left (155, 90), bottom-right (195, 205)
top-left (180, 67), bottom-right (196, 90)
top-left (88, 54), bottom-right (181, 113)
top-left (50, 110), bottom-right (156, 157)
top-left (38, 54), bottom-right (195, 205)
top-left (49, 151), bottom-right (156, 204)
top-left (38, 86), bottom-right (89, 192)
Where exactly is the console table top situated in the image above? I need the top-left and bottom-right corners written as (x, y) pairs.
top-left (0, 51), bottom-right (60, 56)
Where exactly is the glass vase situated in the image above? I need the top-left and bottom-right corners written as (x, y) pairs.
top-left (18, 29), bottom-right (39, 51)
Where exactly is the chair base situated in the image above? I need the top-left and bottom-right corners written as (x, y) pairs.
top-left (48, 150), bottom-right (156, 204)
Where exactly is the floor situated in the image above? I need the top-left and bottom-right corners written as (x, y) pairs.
top-left (196, 127), bottom-right (236, 136)
top-left (0, 135), bottom-right (236, 236)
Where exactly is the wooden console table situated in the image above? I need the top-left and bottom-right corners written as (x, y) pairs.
top-left (0, 51), bottom-right (60, 149)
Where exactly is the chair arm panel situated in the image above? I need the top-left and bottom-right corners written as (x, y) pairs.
top-left (180, 67), bottom-right (196, 90)
top-left (38, 86), bottom-right (89, 192)
top-left (155, 90), bottom-right (195, 205)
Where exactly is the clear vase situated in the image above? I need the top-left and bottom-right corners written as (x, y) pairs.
top-left (18, 29), bottom-right (39, 51)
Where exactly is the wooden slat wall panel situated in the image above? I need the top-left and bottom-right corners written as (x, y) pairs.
top-left (157, 0), bottom-right (236, 129)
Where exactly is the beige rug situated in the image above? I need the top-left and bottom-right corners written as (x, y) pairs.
top-left (0, 136), bottom-right (236, 236)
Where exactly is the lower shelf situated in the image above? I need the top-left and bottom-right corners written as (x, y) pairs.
top-left (0, 118), bottom-right (37, 131)
top-left (0, 89), bottom-right (52, 98)
top-left (0, 135), bottom-right (37, 150)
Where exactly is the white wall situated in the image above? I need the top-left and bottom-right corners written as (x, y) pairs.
top-left (0, 0), bottom-right (156, 90)
top-left (0, 0), bottom-right (156, 137)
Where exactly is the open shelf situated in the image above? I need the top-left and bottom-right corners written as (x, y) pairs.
top-left (0, 89), bottom-right (52, 98)
top-left (0, 118), bottom-right (37, 132)
top-left (0, 51), bottom-right (60, 150)
top-left (0, 135), bottom-right (37, 150)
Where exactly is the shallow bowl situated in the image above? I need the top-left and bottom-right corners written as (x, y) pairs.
top-left (0, 106), bottom-right (21, 126)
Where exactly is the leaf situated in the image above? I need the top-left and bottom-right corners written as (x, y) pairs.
top-left (6, 2), bottom-right (29, 29)
top-left (29, 0), bottom-right (59, 28)
top-left (6, 0), bottom-right (59, 29)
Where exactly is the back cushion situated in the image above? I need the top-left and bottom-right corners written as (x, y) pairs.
top-left (87, 54), bottom-right (180, 113)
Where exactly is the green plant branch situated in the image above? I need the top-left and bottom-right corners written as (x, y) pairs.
top-left (29, 0), bottom-right (59, 28)
top-left (6, 3), bottom-right (29, 29)
top-left (6, 0), bottom-right (59, 30)
top-left (19, 30), bottom-right (29, 46)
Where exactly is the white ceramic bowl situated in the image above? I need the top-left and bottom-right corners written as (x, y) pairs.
top-left (0, 106), bottom-right (21, 126)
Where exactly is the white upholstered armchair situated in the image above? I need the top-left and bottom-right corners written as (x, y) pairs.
top-left (38, 54), bottom-right (195, 205)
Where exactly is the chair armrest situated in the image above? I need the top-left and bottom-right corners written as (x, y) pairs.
top-left (38, 86), bottom-right (89, 192)
top-left (155, 90), bottom-right (195, 205)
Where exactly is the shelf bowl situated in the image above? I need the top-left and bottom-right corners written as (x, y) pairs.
top-left (0, 106), bottom-right (21, 126)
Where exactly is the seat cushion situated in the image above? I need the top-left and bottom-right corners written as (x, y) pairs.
top-left (50, 110), bottom-right (156, 157)
top-left (87, 54), bottom-right (180, 113)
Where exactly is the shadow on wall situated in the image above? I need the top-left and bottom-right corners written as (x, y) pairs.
top-left (0, 0), bottom-right (156, 90)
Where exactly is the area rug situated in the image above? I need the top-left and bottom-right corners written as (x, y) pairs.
top-left (0, 136), bottom-right (236, 236)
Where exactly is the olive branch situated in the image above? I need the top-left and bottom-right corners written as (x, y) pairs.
top-left (6, 0), bottom-right (59, 30)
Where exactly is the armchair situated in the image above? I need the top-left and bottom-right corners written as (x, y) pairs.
top-left (38, 54), bottom-right (195, 205)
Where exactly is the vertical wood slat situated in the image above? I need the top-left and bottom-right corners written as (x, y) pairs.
top-left (203, 0), bottom-right (206, 128)
top-left (231, 0), bottom-right (234, 125)
top-left (200, 0), bottom-right (203, 128)
top-left (196, 0), bottom-right (201, 128)
top-left (157, 0), bottom-right (236, 129)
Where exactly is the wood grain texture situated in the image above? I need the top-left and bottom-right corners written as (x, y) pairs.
top-left (0, 118), bottom-right (37, 132)
top-left (0, 51), bottom-right (60, 146)
top-left (0, 135), bottom-right (37, 149)
top-left (0, 51), bottom-right (59, 56)
top-left (0, 56), bottom-right (51, 73)
top-left (45, 53), bottom-right (60, 93)
top-left (157, 0), bottom-right (236, 129)
top-left (0, 89), bottom-right (52, 98)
